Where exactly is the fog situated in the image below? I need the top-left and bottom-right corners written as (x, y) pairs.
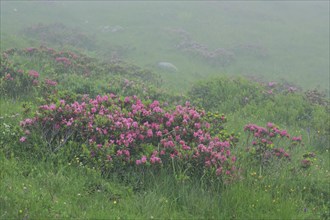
top-left (1, 1), bottom-right (329, 91)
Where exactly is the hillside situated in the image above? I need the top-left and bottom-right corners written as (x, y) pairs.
top-left (1, 1), bottom-right (329, 219)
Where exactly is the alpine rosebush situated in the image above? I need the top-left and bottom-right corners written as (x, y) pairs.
top-left (244, 122), bottom-right (303, 169)
top-left (20, 94), bottom-right (238, 181)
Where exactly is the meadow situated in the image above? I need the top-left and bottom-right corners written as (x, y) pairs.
top-left (0, 1), bottom-right (329, 219)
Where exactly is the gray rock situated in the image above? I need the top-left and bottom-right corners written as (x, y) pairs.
top-left (157, 62), bottom-right (178, 72)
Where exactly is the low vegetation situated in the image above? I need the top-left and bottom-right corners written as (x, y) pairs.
top-left (1, 43), bottom-right (329, 219)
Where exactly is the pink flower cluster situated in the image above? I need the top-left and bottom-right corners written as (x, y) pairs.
top-left (20, 94), bottom-right (237, 177)
top-left (19, 118), bottom-right (37, 142)
top-left (244, 122), bottom-right (290, 139)
top-left (262, 81), bottom-right (299, 95)
top-left (292, 136), bottom-right (302, 142)
top-left (26, 47), bottom-right (37, 53)
top-left (20, 118), bottom-right (36, 127)
top-left (44, 79), bottom-right (58, 86)
top-left (268, 82), bottom-right (277, 87)
top-left (28, 70), bottom-right (39, 78)
top-left (273, 148), bottom-right (290, 158)
top-left (19, 136), bottom-right (27, 143)
top-left (55, 57), bottom-right (72, 66)
top-left (244, 122), bottom-right (302, 164)
top-left (4, 73), bottom-right (14, 81)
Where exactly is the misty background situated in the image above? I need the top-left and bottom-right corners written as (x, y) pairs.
top-left (1, 1), bottom-right (329, 92)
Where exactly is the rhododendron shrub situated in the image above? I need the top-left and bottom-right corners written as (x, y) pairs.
top-left (244, 122), bottom-right (303, 168)
top-left (22, 23), bottom-right (97, 50)
top-left (20, 94), bottom-right (238, 180)
top-left (0, 52), bottom-right (58, 99)
top-left (2, 46), bottom-right (161, 84)
top-left (1, 46), bottom-right (183, 104)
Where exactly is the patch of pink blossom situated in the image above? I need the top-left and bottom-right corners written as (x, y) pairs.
top-left (44, 79), bottom-right (57, 86)
top-left (20, 136), bottom-right (27, 142)
top-left (55, 57), bottom-right (72, 66)
top-left (28, 70), bottom-right (39, 78)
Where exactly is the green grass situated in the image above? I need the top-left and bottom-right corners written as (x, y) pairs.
top-left (3, 152), bottom-right (327, 219)
top-left (0, 154), bottom-right (132, 219)
top-left (2, 148), bottom-right (328, 219)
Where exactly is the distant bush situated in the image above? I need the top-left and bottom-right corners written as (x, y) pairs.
top-left (1, 46), bottom-right (181, 103)
top-left (21, 23), bottom-right (97, 50)
top-left (169, 28), bottom-right (235, 67)
top-left (0, 52), bottom-right (58, 99)
top-left (2, 46), bottom-right (162, 84)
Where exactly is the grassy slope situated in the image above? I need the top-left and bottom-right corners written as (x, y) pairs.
top-left (1, 62), bottom-right (329, 219)
top-left (2, 138), bottom-right (328, 219)
top-left (1, 1), bottom-right (329, 219)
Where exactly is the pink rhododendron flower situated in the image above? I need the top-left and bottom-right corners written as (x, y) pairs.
top-left (4, 74), bottom-right (14, 81)
top-left (216, 167), bottom-right (222, 176)
top-left (147, 129), bottom-right (153, 138)
top-left (55, 123), bottom-right (60, 130)
top-left (91, 107), bottom-right (97, 113)
top-left (28, 70), bottom-right (39, 78)
top-left (20, 118), bottom-right (34, 127)
top-left (49, 104), bottom-right (56, 111)
top-left (268, 82), bottom-right (277, 87)
top-left (116, 150), bottom-right (123, 156)
top-left (44, 79), bottom-right (57, 86)
top-left (55, 57), bottom-right (72, 65)
top-left (20, 136), bottom-right (27, 142)
top-left (26, 47), bottom-right (37, 53)
top-left (280, 130), bottom-right (288, 137)
top-left (154, 131), bottom-right (161, 137)
top-left (150, 156), bottom-right (161, 164)
top-left (124, 96), bottom-right (130, 103)
top-left (141, 155), bottom-right (147, 164)
top-left (267, 122), bottom-right (274, 128)
top-left (292, 136), bottom-right (302, 142)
